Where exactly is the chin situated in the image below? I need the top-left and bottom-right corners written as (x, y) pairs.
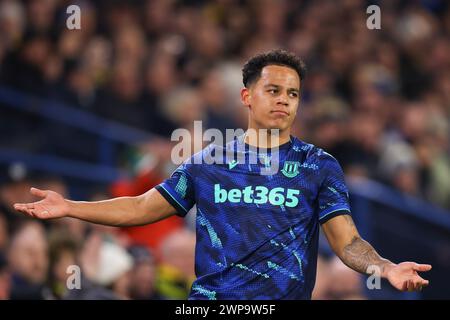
top-left (266, 121), bottom-right (289, 132)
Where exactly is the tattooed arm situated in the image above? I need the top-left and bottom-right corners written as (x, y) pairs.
top-left (321, 214), bottom-right (432, 291)
top-left (322, 214), bottom-right (392, 275)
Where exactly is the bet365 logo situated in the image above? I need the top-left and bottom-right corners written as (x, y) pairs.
top-left (214, 184), bottom-right (300, 207)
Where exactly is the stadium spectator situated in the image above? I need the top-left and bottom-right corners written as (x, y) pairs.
top-left (128, 245), bottom-right (164, 300)
top-left (7, 220), bottom-right (48, 299)
top-left (156, 229), bottom-right (196, 300)
top-left (0, 252), bottom-right (11, 300)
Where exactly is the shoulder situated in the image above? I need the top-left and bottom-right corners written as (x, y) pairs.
top-left (291, 137), bottom-right (340, 168)
top-left (181, 142), bottom-right (227, 167)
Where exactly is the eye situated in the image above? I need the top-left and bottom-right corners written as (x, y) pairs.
top-left (289, 92), bottom-right (298, 98)
top-left (267, 89), bottom-right (277, 94)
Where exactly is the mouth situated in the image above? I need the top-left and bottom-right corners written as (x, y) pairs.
top-left (270, 110), bottom-right (289, 116)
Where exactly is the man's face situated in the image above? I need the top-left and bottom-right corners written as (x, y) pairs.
top-left (8, 224), bottom-right (48, 284)
top-left (241, 65), bottom-right (301, 132)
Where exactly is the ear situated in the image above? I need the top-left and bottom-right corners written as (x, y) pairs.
top-left (240, 87), bottom-right (251, 108)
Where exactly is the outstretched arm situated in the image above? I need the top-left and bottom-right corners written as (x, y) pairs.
top-left (321, 214), bottom-right (432, 292)
top-left (14, 187), bottom-right (177, 227)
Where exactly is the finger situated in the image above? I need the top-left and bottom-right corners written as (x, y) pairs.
top-left (14, 205), bottom-right (27, 214)
top-left (407, 280), bottom-right (414, 292)
top-left (23, 205), bottom-right (37, 218)
top-left (414, 280), bottom-right (427, 291)
top-left (401, 281), bottom-right (408, 291)
top-left (16, 206), bottom-right (35, 218)
top-left (28, 209), bottom-right (37, 218)
top-left (410, 280), bottom-right (416, 291)
top-left (413, 264), bottom-right (432, 272)
top-left (415, 277), bottom-right (429, 287)
top-left (14, 203), bottom-right (25, 210)
top-left (30, 187), bottom-right (48, 198)
top-left (413, 280), bottom-right (421, 290)
top-left (14, 203), bottom-right (35, 211)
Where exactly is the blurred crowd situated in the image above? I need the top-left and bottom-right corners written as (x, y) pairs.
top-left (0, 0), bottom-right (450, 299)
top-left (0, 167), bottom-right (365, 300)
top-left (0, 170), bottom-right (198, 299)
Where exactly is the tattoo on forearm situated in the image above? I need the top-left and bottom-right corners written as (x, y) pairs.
top-left (342, 236), bottom-right (390, 275)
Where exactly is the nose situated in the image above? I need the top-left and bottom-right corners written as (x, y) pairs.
top-left (276, 95), bottom-right (289, 106)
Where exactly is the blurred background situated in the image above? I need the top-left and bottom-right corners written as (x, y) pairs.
top-left (0, 0), bottom-right (449, 300)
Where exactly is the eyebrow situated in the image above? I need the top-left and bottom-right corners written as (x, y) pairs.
top-left (264, 84), bottom-right (300, 93)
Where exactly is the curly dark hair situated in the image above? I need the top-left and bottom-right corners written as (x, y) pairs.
top-left (242, 49), bottom-right (307, 88)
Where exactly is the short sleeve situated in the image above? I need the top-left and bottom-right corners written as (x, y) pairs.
top-left (316, 151), bottom-right (351, 224)
top-left (155, 162), bottom-right (196, 217)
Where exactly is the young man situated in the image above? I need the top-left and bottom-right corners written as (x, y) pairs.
top-left (14, 50), bottom-right (431, 300)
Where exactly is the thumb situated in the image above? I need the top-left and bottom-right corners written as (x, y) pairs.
top-left (30, 187), bottom-right (48, 198)
top-left (414, 264), bottom-right (432, 272)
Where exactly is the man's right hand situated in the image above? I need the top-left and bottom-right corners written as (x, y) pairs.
top-left (13, 186), bottom-right (177, 227)
top-left (14, 187), bottom-right (70, 220)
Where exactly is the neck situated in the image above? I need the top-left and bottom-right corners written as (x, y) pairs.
top-left (244, 127), bottom-right (291, 148)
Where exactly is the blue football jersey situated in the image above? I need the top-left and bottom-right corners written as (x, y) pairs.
top-left (155, 135), bottom-right (351, 300)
